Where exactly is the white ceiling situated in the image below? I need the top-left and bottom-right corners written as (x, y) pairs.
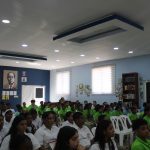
top-left (0, 0), bottom-right (150, 70)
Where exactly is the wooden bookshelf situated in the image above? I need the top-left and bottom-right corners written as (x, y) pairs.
top-left (122, 73), bottom-right (139, 106)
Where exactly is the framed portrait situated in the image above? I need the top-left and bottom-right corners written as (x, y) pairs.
top-left (3, 70), bottom-right (18, 90)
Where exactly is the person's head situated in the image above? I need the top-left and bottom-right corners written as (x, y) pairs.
top-left (131, 106), bottom-right (137, 114)
top-left (24, 113), bottom-right (33, 126)
top-left (8, 115), bottom-right (27, 135)
top-left (144, 106), bottom-right (150, 116)
top-left (94, 120), bottom-right (114, 150)
top-left (42, 111), bottom-right (56, 129)
top-left (65, 111), bottom-right (74, 124)
top-left (10, 134), bottom-right (33, 150)
top-left (0, 114), bottom-right (4, 129)
top-left (5, 109), bottom-right (13, 122)
top-left (7, 72), bottom-right (15, 85)
top-left (54, 126), bottom-right (79, 150)
top-left (73, 112), bottom-right (84, 128)
top-left (31, 99), bottom-right (35, 105)
top-left (23, 102), bottom-right (26, 107)
top-left (30, 109), bottom-right (37, 120)
top-left (133, 119), bottom-right (150, 139)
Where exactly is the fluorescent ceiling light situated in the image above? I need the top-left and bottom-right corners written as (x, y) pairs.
top-left (2, 19), bottom-right (10, 24)
top-left (27, 62), bottom-right (41, 66)
top-left (128, 50), bottom-right (133, 54)
top-left (114, 47), bottom-right (119, 50)
top-left (22, 44), bottom-right (28, 47)
top-left (96, 57), bottom-right (100, 60)
top-left (56, 59), bottom-right (60, 62)
top-left (71, 61), bottom-right (75, 63)
top-left (80, 54), bottom-right (85, 57)
top-left (54, 49), bottom-right (60, 52)
top-left (16, 61), bottom-right (20, 64)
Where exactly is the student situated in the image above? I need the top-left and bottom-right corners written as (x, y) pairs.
top-left (34, 111), bottom-right (59, 148)
top-left (73, 112), bottom-right (93, 148)
top-left (0, 115), bottom-right (8, 145)
top-left (0, 115), bottom-right (40, 150)
top-left (143, 106), bottom-right (150, 126)
top-left (131, 119), bottom-right (150, 150)
top-left (90, 120), bottom-right (118, 150)
top-left (9, 134), bottom-right (33, 150)
top-left (128, 106), bottom-right (139, 122)
top-left (54, 126), bottom-right (85, 150)
top-left (61, 111), bottom-right (75, 127)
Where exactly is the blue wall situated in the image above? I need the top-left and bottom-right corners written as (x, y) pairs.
top-left (50, 55), bottom-right (150, 105)
top-left (0, 66), bottom-right (50, 108)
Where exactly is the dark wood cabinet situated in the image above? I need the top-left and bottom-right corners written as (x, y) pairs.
top-left (122, 73), bottom-right (139, 106)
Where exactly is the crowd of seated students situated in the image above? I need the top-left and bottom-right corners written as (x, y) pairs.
top-left (0, 99), bottom-right (150, 150)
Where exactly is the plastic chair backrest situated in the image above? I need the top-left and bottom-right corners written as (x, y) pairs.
top-left (110, 116), bottom-right (122, 133)
top-left (91, 127), bottom-right (96, 136)
top-left (119, 115), bottom-right (132, 130)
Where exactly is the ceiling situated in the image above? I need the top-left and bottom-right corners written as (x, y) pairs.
top-left (0, 0), bottom-right (150, 70)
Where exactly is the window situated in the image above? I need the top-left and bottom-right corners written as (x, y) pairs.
top-left (92, 65), bottom-right (115, 94)
top-left (56, 71), bottom-right (70, 95)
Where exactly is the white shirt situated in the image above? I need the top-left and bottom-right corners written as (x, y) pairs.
top-left (74, 124), bottom-right (93, 147)
top-left (32, 117), bottom-right (42, 129)
top-left (90, 140), bottom-right (118, 150)
top-left (61, 120), bottom-right (76, 128)
top-left (34, 124), bottom-right (59, 146)
top-left (0, 127), bottom-right (8, 144)
top-left (0, 132), bottom-right (40, 150)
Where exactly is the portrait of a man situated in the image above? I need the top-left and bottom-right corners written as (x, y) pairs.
top-left (3, 70), bottom-right (18, 89)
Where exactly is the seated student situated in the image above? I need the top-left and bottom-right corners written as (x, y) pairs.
top-left (73, 112), bottom-right (93, 148)
top-left (61, 111), bottom-right (75, 127)
top-left (143, 106), bottom-right (150, 127)
top-left (0, 115), bottom-right (40, 150)
top-left (24, 112), bottom-right (36, 134)
top-left (0, 114), bottom-right (8, 145)
top-left (54, 126), bottom-right (85, 150)
top-left (90, 119), bottom-right (118, 150)
top-left (28, 100), bottom-right (38, 111)
top-left (131, 119), bottom-right (150, 150)
top-left (128, 106), bottom-right (139, 122)
top-left (4, 109), bottom-right (14, 130)
top-left (8, 134), bottom-right (33, 150)
top-left (30, 109), bottom-right (42, 130)
top-left (34, 111), bottom-right (59, 148)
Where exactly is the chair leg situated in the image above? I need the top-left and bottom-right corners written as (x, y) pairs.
top-left (119, 134), bottom-right (124, 147)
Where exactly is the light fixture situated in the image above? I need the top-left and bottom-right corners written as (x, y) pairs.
top-left (27, 62), bottom-right (41, 66)
top-left (128, 50), bottom-right (133, 54)
top-left (71, 61), bottom-right (75, 64)
top-left (22, 44), bottom-right (28, 47)
top-left (80, 54), bottom-right (85, 57)
top-left (96, 57), bottom-right (100, 60)
top-left (114, 47), bottom-right (119, 50)
top-left (54, 49), bottom-right (60, 53)
top-left (2, 19), bottom-right (10, 24)
top-left (56, 59), bottom-right (60, 62)
top-left (16, 61), bottom-right (20, 64)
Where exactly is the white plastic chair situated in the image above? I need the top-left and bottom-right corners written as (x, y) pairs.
top-left (110, 115), bottom-right (133, 146)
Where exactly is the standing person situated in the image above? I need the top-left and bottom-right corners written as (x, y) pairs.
top-left (0, 115), bottom-right (40, 150)
top-left (131, 119), bottom-right (150, 150)
top-left (54, 126), bottom-right (85, 150)
top-left (90, 120), bottom-right (118, 150)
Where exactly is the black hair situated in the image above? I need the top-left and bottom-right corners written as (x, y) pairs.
top-left (10, 134), bottom-right (33, 150)
top-left (94, 120), bottom-right (115, 150)
top-left (73, 112), bottom-right (83, 120)
top-left (65, 111), bottom-right (73, 121)
top-left (54, 126), bottom-right (77, 150)
top-left (6, 115), bottom-right (27, 149)
top-left (132, 119), bottom-right (148, 131)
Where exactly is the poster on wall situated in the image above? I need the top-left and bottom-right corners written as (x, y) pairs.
top-left (3, 70), bottom-right (18, 90)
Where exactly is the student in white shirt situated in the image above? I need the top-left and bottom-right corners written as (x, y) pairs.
top-left (90, 119), bottom-right (118, 150)
top-left (54, 126), bottom-right (85, 150)
top-left (0, 115), bottom-right (8, 145)
top-left (73, 112), bottom-right (93, 148)
top-left (34, 111), bottom-right (59, 149)
top-left (0, 115), bottom-right (40, 150)
top-left (61, 111), bottom-right (75, 127)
